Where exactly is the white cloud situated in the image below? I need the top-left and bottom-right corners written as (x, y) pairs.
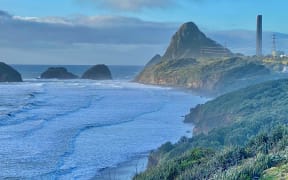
top-left (0, 14), bottom-right (177, 45)
top-left (78, 0), bottom-right (174, 11)
top-left (12, 16), bottom-right (73, 25)
top-left (0, 11), bottom-right (177, 65)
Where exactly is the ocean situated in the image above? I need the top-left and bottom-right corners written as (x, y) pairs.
top-left (0, 65), bottom-right (206, 179)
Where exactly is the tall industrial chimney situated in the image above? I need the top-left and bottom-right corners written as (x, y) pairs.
top-left (256, 15), bottom-right (262, 56)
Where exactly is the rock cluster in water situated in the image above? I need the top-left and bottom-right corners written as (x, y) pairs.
top-left (2, 63), bottom-right (113, 82)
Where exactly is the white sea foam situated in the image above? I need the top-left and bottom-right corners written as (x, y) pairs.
top-left (0, 80), bottom-right (206, 179)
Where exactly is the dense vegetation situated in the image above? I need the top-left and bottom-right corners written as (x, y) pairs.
top-left (134, 79), bottom-right (288, 180)
top-left (135, 126), bottom-right (288, 180)
top-left (186, 78), bottom-right (288, 135)
top-left (136, 56), bottom-right (286, 96)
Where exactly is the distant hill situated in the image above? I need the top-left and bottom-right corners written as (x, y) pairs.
top-left (207, 30), bottom-right (288, 55)
top-left (162, 22), bottom-right (231, 61)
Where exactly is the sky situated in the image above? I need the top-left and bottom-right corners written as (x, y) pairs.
top-left (0, 0), bottom-right (287, 65)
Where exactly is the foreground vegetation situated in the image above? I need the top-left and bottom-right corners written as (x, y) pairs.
top-left (134, 79), bottom-right (288, 179)
top-left (135, 126), bottom-right (288, 180)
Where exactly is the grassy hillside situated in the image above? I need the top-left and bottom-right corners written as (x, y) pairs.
top-left (136, 56), bottom-right (285, 96)
top-left (134, 79), bottom-right (288, 180)
top-left (135, 126), bottom-right (288, 180)
top-left (185, 78), bottom-right (288, 135)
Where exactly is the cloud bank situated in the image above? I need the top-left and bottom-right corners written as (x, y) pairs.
top-left (0, 9), bottom-right (286, 65)
top-left (2, 12), bottom-right (176, 46)
top-left (0, 10), bottom-right (177, 65)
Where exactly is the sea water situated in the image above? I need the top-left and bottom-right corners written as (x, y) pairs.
top-left (0, 65), bottom-right (206, 179)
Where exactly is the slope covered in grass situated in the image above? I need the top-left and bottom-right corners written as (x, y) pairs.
top-left (135, 79), bottom-right (288, 180)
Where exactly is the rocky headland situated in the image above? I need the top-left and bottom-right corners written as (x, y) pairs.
top-left (135, 22), bottom-right (277, 96)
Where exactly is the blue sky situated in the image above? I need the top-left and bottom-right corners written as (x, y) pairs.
top-left (0, 0), bottom-right (287, 65)
top-left (0, 0), bottom-right (287, 32)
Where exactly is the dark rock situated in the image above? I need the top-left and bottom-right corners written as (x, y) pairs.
top-left (0, 62), bottom-right (22, 82)
top-left (40, 67), bottom-right (78, 79)
top-left (82, 64), bottom-right (112, 80)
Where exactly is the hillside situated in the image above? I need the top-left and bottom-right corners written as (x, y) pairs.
top-left (136, 55), bottom-right (280, 96)
top-left (161, 22), bottom-right (231, 61)
top-left (135, 22), bottom-right (287, 96)
top-left (185, 79), bottom-right (288, 135)
top-left (134, 79), bottom-right (288, 179)
top-left (135, 126), bottom-right (288, 180)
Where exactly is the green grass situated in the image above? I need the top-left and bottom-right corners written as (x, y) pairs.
top-left (134, 78), bottom-right (288, 180)
top-left (262, 164), bottom-right (288, 180)
top-left (135, 126), bottom-right (288, 180)
top-left (136, 56), bottom-right (283, 96)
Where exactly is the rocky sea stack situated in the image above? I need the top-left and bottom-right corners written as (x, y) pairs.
top-left (0, 62), bottom-right (22, 82)
top-left (82, 64), bottom-right (112, 80)
top-left (162, 22), bottom-right (231, 61)
top-left (41, 67), bottom-right (78, 79)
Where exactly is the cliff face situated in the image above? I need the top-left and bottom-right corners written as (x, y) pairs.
top-left (162, 22), bottom-right (231, 61)
top-left (136, 56), bottom-right (271, 96)
top-left (136, 22), bottom-right (275, 96)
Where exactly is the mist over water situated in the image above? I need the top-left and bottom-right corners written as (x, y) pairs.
top-left (0, 66), bottom-right (206, 179)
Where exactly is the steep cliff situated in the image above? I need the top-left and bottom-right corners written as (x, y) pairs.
top-left (136, 22), bottom-right (274, 96)
top-left (162, 22), bottom-right (231, 61)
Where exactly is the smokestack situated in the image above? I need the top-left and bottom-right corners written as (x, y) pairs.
top-left (256, 15), bottom-right (262, 56)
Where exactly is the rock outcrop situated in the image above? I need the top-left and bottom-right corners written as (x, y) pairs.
top-left (40, 67), bottom-right (78, 79)
top-left (82, 64), bottom-right (112, 80)
top-left (0, 62), bottom-right (22, 82)
top-left (162, 22), bottom-right (231, 61)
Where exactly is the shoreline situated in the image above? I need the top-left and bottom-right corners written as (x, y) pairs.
top-left (93, 123), bottom-right (195, 180)
top-left (93, 154), bottom-right (149, 180)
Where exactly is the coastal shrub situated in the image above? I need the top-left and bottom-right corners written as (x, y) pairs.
top-left (134, 125), bottom-right (288, 180)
